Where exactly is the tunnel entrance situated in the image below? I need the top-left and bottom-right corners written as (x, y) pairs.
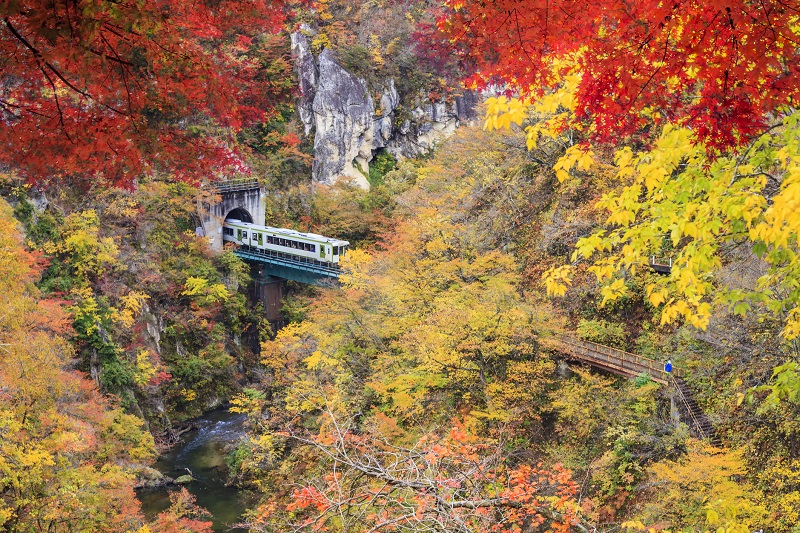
top-left (225, 207), bottom-right (253, 223)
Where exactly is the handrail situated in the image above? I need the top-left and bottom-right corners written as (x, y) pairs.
top-left (670, 375), bottom-right (709, 439)
top-left (203, 178), bottom-right (260, 193)
top-left (556, 335), bottom-right (680, 380)
top-left (233, 247), bottom-right (342, 277)
top-left (552, 334), bottom-right (713, 440)
top-left (650, 255), bottom-right (673, 267)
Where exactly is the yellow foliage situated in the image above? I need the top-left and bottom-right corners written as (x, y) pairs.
top-left (111, 290), bottom-right (149, 329)
top-left (134, 348), bottom-right (158, 386)
top-left (45, 209), bottom-right (121, 285)
top-left (537, 116), bottom-right (800, 337)
top-left (483, 96), bottom-right (529, 131)
top-left (338, 248), bottom-right (374, 290)
top-left (182, 276), bottom-right (229, 305)
top-left (180, 388), bottom-right (197, 402)
top-left (0, 198), bottom-right (156, 530)
top-left (638, 441), bottom-right (768, 529)
top-left (543, 265), bottom-right (572, 297)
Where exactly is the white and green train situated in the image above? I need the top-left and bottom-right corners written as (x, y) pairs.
top-left (223, 219), bottom-right (350, 265)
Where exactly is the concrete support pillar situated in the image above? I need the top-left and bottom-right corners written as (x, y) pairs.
top-left (251, 267), bottom-right (287, 328)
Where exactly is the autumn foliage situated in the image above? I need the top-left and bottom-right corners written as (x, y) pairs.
top-left (0, 0), bottom-right (298, 186)
top-left (0, 197), bottom-right (212, 531)
top-left (261, 415), bottom-right (589, 533)
top-left (440, 0), bottom-right (800, 148)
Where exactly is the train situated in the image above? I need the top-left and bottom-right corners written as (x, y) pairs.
top-left (222, 219), bottom-right (350, 265)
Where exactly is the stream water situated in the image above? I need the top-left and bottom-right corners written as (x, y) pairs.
top-left (137, 409), bottom-right (255, 532)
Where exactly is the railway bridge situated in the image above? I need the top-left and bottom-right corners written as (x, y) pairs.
top-left (198, 178), bottom-right (342, 287)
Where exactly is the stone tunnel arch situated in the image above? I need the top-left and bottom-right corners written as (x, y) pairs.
top-left (225, 207), bottom-right (253, 223)
top-left (199, 184), bottom-right (265, 252)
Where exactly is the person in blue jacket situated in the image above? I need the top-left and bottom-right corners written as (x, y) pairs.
top-left (664, 359), bottom-right (673, 373)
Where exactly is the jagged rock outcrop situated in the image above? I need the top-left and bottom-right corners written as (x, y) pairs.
top-left (312, 48), bottom-right (373, 189)
top-left (386, 95), bottom-right (479, 160)
top-left (292, 32), bottom-right (479, 189)
top-left (291, 29), bottom-right (317, 137)
top-left (373, 80), bottom-right (399, 150)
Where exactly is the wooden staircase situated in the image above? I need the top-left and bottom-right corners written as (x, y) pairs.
top-left (552, 335), bottom-right (718, 442)
top-left (672, 376), bottom-right (718, 443)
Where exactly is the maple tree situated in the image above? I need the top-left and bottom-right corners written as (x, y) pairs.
top-left (440, 0), bottom-right (800, 149)
top-left (0, 0), bottom-right (298, 187)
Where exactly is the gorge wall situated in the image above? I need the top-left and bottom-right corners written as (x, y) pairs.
top-left (291, 32), bottom-right (479, 188)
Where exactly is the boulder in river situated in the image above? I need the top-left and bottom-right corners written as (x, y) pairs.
top-left (134, 466), bottom-right (175, 489)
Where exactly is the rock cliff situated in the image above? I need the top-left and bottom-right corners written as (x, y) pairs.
top-left (292, 33), bottom-right (478, 188)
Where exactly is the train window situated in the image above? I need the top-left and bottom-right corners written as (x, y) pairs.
top-left (242, 232), bottom-right (248, 239)
top-left (267, 236), bottom-right (274, 244)
top-left (310, 244), bottom-right (316, 252)
top-left (333, 246), bottom-right (339, 255)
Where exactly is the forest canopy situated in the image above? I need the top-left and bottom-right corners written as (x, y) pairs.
top-left (438, 1), bottom-right (800, 398)
top-left (440, 0), bottom-right (800, 149)
top-left (0, 0), bottom-right (299, 187)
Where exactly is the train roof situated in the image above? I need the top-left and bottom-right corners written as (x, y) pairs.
top-left (224, 219), bottom-right (350, 246)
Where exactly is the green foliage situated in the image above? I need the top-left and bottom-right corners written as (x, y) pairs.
top-left (5, 178), bottom-right (261, 427)
top-left (368, 149), bottom-right (397, 187)
top-left (336, 44), bottom-right (371, 79)
top-left (0, 198), bottom-right (164, 532)
top-left (576, 318), bottom-right (627, 347)
top-left (281, 295), bottom-right (310, 323)
top-left (753, 361), bottom-right (800, 409)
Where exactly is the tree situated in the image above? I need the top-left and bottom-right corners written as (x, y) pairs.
top-left (0, 0), bottom-right (297, 187)
top-left (246, 409), bottom-right (592, 533)
top-left (439, 0), bottom-right (800, 149)
top-left (447, 0), bottom-right (800, 403)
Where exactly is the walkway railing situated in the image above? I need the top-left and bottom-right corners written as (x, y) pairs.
top-left (552, 334), bottom-right (715, 441)
top-left (649, 255), bottom-right (673, 274)
top-left (554, 335), bottom-right (681, 384)
top-left (232, 247), bottom-right (342, 278)
top-left (204, 178), bottom-right (261, 193)
top-left (671, 376), bottom-right (705, 437)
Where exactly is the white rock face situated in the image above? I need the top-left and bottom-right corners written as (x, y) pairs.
top-left (386, 98), bottom-right (472, 160)
top-left (291, 34), bottom-right (480, 190)
top-left (373, 80), bottom-right (399, 150)
top-left (312, 49), bottom-right (373, 189)
top-left (291, 31), bottom-right (317, 136)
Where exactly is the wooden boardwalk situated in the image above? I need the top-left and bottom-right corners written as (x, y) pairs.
top-left (552, 335), bottom-right (716, 441)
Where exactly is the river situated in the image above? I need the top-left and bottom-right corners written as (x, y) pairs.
top-left (137, 409), bottom-right (256, 532)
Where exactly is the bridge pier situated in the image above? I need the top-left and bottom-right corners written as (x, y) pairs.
top-left (251, 268), bottom-right (288, 329)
